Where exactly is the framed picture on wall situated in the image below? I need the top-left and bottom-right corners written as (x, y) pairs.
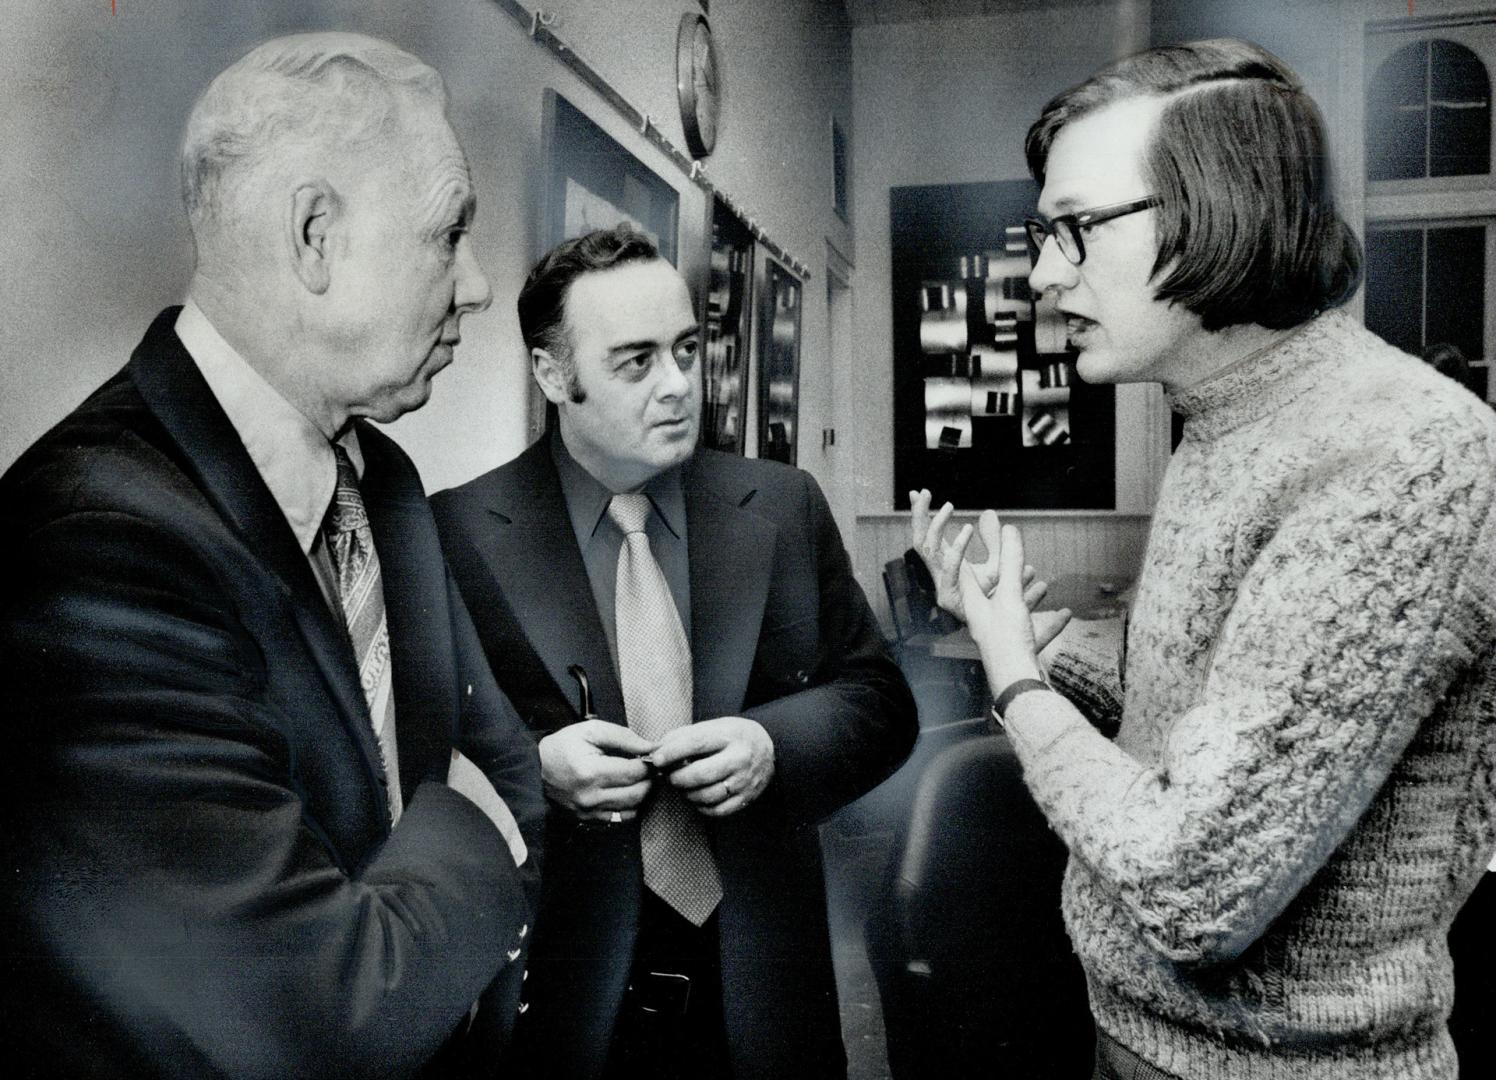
top-left (758, 258), bottom-right (803, 465)
top-left (531, 90), bottom-right (682, 439)
top-left (542, 89), bottom-right (679, 263)
top-left (702, 198), bottom-right (755, 455)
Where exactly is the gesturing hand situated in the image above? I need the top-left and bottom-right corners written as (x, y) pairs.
top-left (648, 716), bottom-right (775, 819)
top-left (959, 518), bottom-right (1059, 689)
top-left (910, 489), bottom-right (973, 618)
top-left (538, 719), bottom-right (656, 823)
top-left (1033, 608), bottom-right (1072, 654)
top-left (910, 494), bottom-right (1055, 627)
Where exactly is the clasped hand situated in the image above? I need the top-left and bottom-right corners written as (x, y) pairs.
top-left (909, 489), bottom-right (1070, 680)
top-left (649, 716), bottom-right (775, 818)
top-left (539, 715), bottom-right (773, 822)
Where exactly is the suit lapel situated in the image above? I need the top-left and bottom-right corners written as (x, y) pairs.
top-left (127, 309), bottom-right (388, 805)
top-left (684, 456), bottom-right (777, 721)
top-left (474, 443), bottom-right (624, 727)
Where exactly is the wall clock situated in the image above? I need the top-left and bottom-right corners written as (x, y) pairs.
top-left (676, 13), bottom-right (720, 159)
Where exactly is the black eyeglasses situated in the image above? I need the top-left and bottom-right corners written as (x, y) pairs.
top-left (1024, 196), bottom-right (1161, 266)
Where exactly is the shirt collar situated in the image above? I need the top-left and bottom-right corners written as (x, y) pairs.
top-left (549, 428), bottom-right (686, 545)
top-left (175, 299), bottom-right (362, 555)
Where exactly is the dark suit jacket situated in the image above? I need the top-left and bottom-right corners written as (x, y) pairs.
top-left (0, 309), bottom-right (546, 1080)
top-left (431, 438), bottom-right (917, 1079)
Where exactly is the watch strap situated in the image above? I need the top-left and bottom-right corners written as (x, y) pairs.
top-left (990, 677), bottom-right (1053, 731)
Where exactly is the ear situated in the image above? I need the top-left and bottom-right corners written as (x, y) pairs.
top-left (531, 347), bottom-right (572, 406)
top-left (289, 181), bottom-right (338, 295)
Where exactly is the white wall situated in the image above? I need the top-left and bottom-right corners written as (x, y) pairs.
top-left (0, 0), bottom-right (855, 503)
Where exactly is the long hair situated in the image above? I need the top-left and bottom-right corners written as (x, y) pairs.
top-left (1026, 39), bottom-right (1361, 331)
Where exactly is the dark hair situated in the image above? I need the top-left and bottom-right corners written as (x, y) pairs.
top-left (1025, 38), bottom-right (1362, 332)
top-left (516, 224), bottom-right (661, 359)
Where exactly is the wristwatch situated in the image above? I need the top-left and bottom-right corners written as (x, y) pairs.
top-left (988, 677), bottom-right (1053, 732)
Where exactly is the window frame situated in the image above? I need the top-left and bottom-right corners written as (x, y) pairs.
top-left (1365, 20), bottom-right (1496, 209)
top-left (1363, 215), bottom-right (1496, 392)
top-left (1361, 15), bottom-right (1496, 402)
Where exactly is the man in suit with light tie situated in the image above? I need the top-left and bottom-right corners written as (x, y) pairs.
top-left (431, 224), bottom-right (918, 1079)
top-left (0, 33), bottom-right (544, 1079)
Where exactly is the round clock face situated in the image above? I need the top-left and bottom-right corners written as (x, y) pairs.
top-left (677, 14), bottom-right (719, 159)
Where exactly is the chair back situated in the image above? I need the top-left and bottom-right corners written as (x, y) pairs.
top-left (870, 734), bottom-right (1094, 1078)
top-left (883, 557), bottom-right (913, 642)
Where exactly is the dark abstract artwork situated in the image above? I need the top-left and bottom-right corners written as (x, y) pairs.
top-left (892, 180), bottom-right (1114, 510)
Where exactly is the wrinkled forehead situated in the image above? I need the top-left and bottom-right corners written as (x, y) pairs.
top-left (378, 101), bottom-right (476, 212)
top-left (1037, 95), bottom-right (1165, 217)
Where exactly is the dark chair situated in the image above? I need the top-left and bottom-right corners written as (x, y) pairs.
top-left (832, 716), bottom-right (988, 840)
top-left (882, 556), bottom-right (916, 644)
top-left (1450, 869), bottom-right (1495, 1079)
top-left (882, 553), bottom-right (983, 728)
top-left (883, 550), bottom-right (962, 644)
top-left (867, 734), bottom-right (1094, 1079)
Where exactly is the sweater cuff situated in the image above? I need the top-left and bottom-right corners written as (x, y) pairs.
top-left (1044, 619), bottom-right (1125, 738)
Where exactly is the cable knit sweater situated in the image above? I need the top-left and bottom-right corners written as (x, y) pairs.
top-left (1007, 310), bottom-right (1496, 1080)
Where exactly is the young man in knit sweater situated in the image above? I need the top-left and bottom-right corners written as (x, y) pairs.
top-left (914, 39), bottom-right (1496, 1080)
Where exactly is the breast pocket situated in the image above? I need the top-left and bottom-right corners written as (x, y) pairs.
top-left (751, 614), bottom-right (822, 693)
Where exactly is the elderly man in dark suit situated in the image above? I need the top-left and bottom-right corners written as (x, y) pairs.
top-left (431, 225), bottom-right (917, 1080)
top-left (0, 32), bottom-right (544, 1079)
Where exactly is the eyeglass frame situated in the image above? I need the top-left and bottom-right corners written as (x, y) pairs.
top-left (1024, 196), bottom-right (1162, 267)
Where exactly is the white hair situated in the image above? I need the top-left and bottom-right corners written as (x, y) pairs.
top-left (180, 32), bottom-right (446, 234)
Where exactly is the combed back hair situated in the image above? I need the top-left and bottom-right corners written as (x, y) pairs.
top-left (180, 32), bottom-right (445, 234)
top-left (517, 224), bottom-right (663, 361)
top-left (1025, 38), bottom-right (1362, 331)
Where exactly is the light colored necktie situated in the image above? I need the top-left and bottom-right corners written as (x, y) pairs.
top-left (324, 445), bottom-right (402, 823)
top-left (608, 493), bottom-right (722, 926)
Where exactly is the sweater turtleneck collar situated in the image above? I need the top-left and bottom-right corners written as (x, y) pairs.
top-left (1165, 310), bottom-right (1346, 441)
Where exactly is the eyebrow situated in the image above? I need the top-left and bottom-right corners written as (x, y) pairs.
top-left (605, 324), bottom-right (701, 356)
top-left (423, 181), bottom-right (477, 231)
top-left (1037, 195), bottom-right (1084, 216)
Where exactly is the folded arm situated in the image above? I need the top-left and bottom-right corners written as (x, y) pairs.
top-left (2, 508), bottom-right (530, 1079)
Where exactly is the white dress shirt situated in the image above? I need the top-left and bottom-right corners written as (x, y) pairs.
top-left (175, 301), bottom-right (397, 752)
top-left (174, 301), bottom-right (523, 865)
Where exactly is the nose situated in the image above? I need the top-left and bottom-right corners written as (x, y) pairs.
top-left (454, 238), bottom-right (493, 316)
top-left (656, 351), bottom-right (695, 401)
top-left (1027, 235), bottom-right (1077, 297)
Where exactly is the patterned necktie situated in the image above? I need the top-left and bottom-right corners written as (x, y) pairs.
top-left (324, 445), bottom-right (402, 823)
top-left (608, 493), bottom-right (723, 926)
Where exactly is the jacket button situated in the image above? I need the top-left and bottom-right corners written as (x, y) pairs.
top-left (507, 947), bottom-right (521, 962)
top-left (519, 923), bottom-right (529, 939)
top-left (795, 669), bottom-right (810, 684)
top-left (517, 1001), bottom-right (530, 1015)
